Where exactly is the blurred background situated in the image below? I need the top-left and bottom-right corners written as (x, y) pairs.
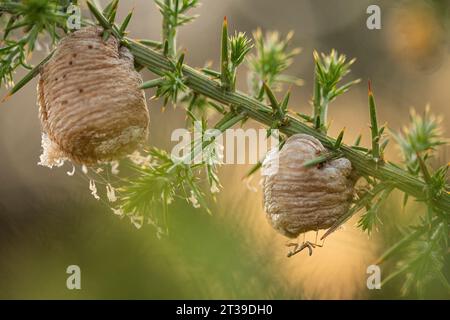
top-left (0, 0), bottom-right (449, 299)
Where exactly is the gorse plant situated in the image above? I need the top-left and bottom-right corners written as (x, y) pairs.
top-left (1, 0), bottom-right (449, 297)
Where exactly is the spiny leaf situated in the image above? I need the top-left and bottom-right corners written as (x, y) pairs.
top-left (303, 151), bottom-right (342, 168)
top-left (87, 1), bottom-right (113, 31)
top-left (322, 182), bottom-right (392, 240)
top-left (243, 162), bottom-right (262, 179)
top-left (208, 101), bottom-right (226, 114)
top-left (163, 39), bottom-right (169, 56)
top-left (263, 82), bottom-right (281, 115)
top-left (375, 221), bottom-right (435, 265)
top-left (354, 134), bottom-right (362, 147)
top-left (280, 89), bottom-right (291, 113)
top-left (357, 187), bottom-right (393, 235)
top-left (138, 39), bottom-right (163, 49)
top-left (314, 49), bottom-right (358, 100)
top-left (368, 80), bottom-right (381, 160)
top-left (296, 112), bottom-right (313, 123)
top-left (248, 29), bottom-right (301, 97)
top-left (140, 77), bottom-right (165, 89)
top-left (103, 0), bottom-right (119, 18)
top-left (176, 51), bottom-right (185, 70)
top-left (3, 50), bottom-right (54, 100)
top-left (119, 9), bottom-right (134, 36)
top-left (107, 2), bottom-right (118, 23)
top-left (351, 145), bottom-right (369, 152)
top-left (229, 31), bottom-right (253, 67)
top-left (334, 127), bottom-right (345, 149)
top-left (201, 68), bottom-right (221, 78)
top-left (220, 16), bottom-right (230, 89)
top-left (102, 29), bottom-right (111, 42)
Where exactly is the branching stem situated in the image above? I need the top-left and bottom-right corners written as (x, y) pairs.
top-left (123, 38), bottom-right (450, 213)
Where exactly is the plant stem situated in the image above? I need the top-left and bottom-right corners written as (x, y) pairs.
top-left (220, 16), bottom-right (230, 90)
top-left (319, 97), bottom-right (329, 132)
top-left (162, 0), bottom-right (176, 57)
top-left (124, 38), bottom-right (450, 213)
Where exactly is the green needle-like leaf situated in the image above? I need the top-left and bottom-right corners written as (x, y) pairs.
top-left (303, 151), bottom-right (342, 168)
top-left (119, 9), bottom-right (134, 36)
top-left (263, 82), bottom-right (281, 115)
top-left (354, 134), bottom-right (362, 147)
top-left (3, 50), bottom-right (54, 101)
top-left (220, 16), bottom-right (230, 89)
top-left (87, 1), bottom-right (113, 31)
top-left (140, 77), bottom-right (165, 89)
top-left (334, 127), bottom-right (345, 149)
top-left (368, 80), bottom-right (381, 161)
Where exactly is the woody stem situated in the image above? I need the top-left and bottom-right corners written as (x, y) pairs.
top-left (123, 37), bottom-right (450, 213)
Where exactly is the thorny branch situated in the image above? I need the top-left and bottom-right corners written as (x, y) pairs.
top-left (1, 0), bottom-right (449, 296)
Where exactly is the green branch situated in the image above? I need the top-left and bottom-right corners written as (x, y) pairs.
top-left (123, 38), bottom-right (450, 213)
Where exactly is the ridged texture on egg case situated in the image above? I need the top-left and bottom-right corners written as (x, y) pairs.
top-left (262, 134), bottom-right (355, 238)
top-left (38, 27), bottom-right (149, 166)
